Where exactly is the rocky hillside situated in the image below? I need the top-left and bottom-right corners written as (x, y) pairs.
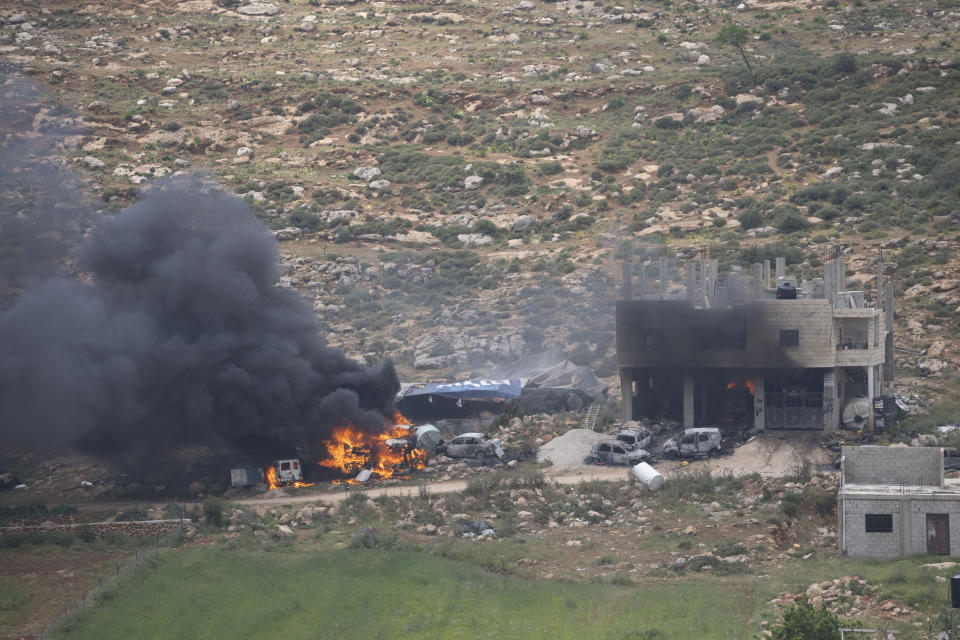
top-left (1, 0), bottom-right (959, 409)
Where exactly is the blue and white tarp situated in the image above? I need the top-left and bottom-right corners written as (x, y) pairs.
top-left (398, 378), bottom-right (522, 401)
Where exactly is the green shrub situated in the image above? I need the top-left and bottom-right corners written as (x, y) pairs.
top-left (653, 117), bottom-right (681, 130)
top-left (202, 498), bottom-right (226, 529)
top-left (348, 528), bottom-right (397, 549)
top-left (781, 492), bottom-right (803, 518)
top-left (116, 508), bottom-right (150, 522)
top-left (770, 597), bottom-right (840, 640)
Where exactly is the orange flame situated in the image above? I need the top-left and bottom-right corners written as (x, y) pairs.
top-left (725, 380), bottom-right (755, 395)
top-left (265, 465), bottom-right (314, 491)
top-left (319, 414), bottom-right (426, 484)
top-left (266, 466), bottom-right (279, 490)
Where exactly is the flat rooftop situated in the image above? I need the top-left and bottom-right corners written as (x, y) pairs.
top-left (841, 478), bottom-right (960, 497)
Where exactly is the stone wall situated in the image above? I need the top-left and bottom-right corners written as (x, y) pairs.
top-left (0, 519), bottom-right (189, 540)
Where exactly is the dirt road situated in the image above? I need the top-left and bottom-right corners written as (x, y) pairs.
top-left (22, 432), bottom-right (830, 513)
top-left (233, 431), bottom-right (830, 509)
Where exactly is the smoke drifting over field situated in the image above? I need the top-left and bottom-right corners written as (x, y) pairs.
top-left (0, 73), bottom-right (399, 461)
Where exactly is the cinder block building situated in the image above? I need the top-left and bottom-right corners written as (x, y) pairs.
top-left (839, 446), bottom-right (960, 557)
top-left (616, 256), bottom-right (894, 431)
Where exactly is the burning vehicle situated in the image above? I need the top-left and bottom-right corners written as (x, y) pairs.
top-left (318, 415), bottom-right (430, 484)
top-left (266, 459), bottom-right (314, 490)
top-left (662, 427), bottom-right (723, 459)
top-left (586, 440), bottom-right (650, 466)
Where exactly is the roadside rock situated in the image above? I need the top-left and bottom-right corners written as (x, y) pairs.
top-left (457, 233), bottom-right (493, 246)
top-left (511, 215), bottom-right (533, 232)
top-left (237, 2), bottom-right (280, 16)
top-left (353, 166), bottom-right (381, 181)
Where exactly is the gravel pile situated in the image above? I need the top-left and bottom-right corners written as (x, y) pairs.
top-left (537, 429), bottom-right (608, 469)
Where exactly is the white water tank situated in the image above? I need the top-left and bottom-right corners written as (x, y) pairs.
top-left (632, 462), bottom-right (664, 492)
top-left (842, 396), bottom-right (871, 428)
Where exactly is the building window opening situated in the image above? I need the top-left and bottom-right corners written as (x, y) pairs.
top-left (779, 329), bottom-right (799, 347)
top-left (864, 513), bottom-right (893, 533)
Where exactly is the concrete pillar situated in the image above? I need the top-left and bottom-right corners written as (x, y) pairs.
top-left (659, 257), bottom-right (669, 300)
top-left (620, 368), bottom-right (634, 421)
top-left (622, 261), bottom-right (632, 300)
top-left (876, 261), bottom-right (884, 309)
top-left (824, 369), bottom-right (838, 431)
top-left (824, 260), bottom-right (835, 308)
top-left (753, 263), bottom-right (763, 299)
top-left (685, 263), bottom-right (697, 304)
top-left (753, 374), bottom-right (765, 431)
top-left (866, 365), bottom-right (875, 431)
top-left (698, 377), bottom-right (708, 424)
top-left (763, 260), bottom-right (771, 290)
top-left (835, 258), bottom-right (846, 292)
top-left (637, 264), bottom-right (646, 300)
top-left (885, 280), bottom-right (895, 381)
top-left (683, 372), bottom-right (694, 428)
top-left (899, 496), bottom-right (910, 555)
top-left (885, 281), bottom-right (895, 332)
top-left (775, 256), bottom-right (786, 281)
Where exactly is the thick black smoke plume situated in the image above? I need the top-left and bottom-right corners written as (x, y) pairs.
top-left (0, 180), bottom-right (400, 460)
top-left (0, 67), bottom-right (91, 304)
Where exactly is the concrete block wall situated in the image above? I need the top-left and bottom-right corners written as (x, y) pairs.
top-left (751, 300), bottom-right (835, 367)
top-left (843, 446), bottom-right (943, 487)
top-left (841, 495), bottom-right (960, 556)
top-left (841, 497), bottom-right (903, 557)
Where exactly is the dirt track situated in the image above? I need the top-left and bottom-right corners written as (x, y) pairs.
top-left (233, 431), bottom-right (830, 509)
top-left (21, 432), bottom-right (830, 514)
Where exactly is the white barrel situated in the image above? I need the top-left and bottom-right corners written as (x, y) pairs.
top-left (632, 462), bottom-right (664, 492)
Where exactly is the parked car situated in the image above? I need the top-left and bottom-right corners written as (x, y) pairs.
top-left (441, 433), bottom-right (503, 460)
top-left (587, 440), bottom-right (649, 466)
top-left (615, 427), bottom-right (653, 450)
top-left (662, 428), bottom-right (723, 459)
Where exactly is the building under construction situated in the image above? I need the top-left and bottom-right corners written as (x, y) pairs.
top-left (616, 256), bottom-right (894, 432)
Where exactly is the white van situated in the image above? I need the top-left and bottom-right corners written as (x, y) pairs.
top-left (275, 459), bottom-right (303, 484)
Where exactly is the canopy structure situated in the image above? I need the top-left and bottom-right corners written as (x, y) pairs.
top-left (396, 379), bottom-right (522, 420)
top-left (489, 348), bottom-right (608, 411)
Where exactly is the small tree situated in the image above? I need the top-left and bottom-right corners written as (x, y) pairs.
top-left (770, 597), bottom-right (841, 640)
top-left (716, 24), bottom-right (754, 75)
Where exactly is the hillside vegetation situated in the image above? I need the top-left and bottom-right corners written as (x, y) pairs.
top-left (1, 0), bottom-right (958, 395)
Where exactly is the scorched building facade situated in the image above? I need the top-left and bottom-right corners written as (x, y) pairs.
top-left (616, 256), bottom-right (894, 432)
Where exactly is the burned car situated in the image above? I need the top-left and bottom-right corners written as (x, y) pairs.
top-left (440, 433), bottom-right (503, 460)
top-left (615, 427), bottom-right (653, 450)
top-left (662, 427), bottom-right (723, 459)
top-left (586, 440), bottom-right (650, 466)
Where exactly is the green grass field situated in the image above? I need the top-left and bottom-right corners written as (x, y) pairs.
top-left (51, 547), bottom-right (752, 639)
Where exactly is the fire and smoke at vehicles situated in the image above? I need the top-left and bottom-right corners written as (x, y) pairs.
top-left (317, 414), bottom-right (427, 484)
top-left (0, 77), bottom-right (402, 469)
top-left (0, 177), bottom-right (402, 463)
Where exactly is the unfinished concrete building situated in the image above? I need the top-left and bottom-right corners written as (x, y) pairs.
top-left (616, 256), bottom-right (894, 432)
top-left (839, 446), bottom-right (960, 557)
